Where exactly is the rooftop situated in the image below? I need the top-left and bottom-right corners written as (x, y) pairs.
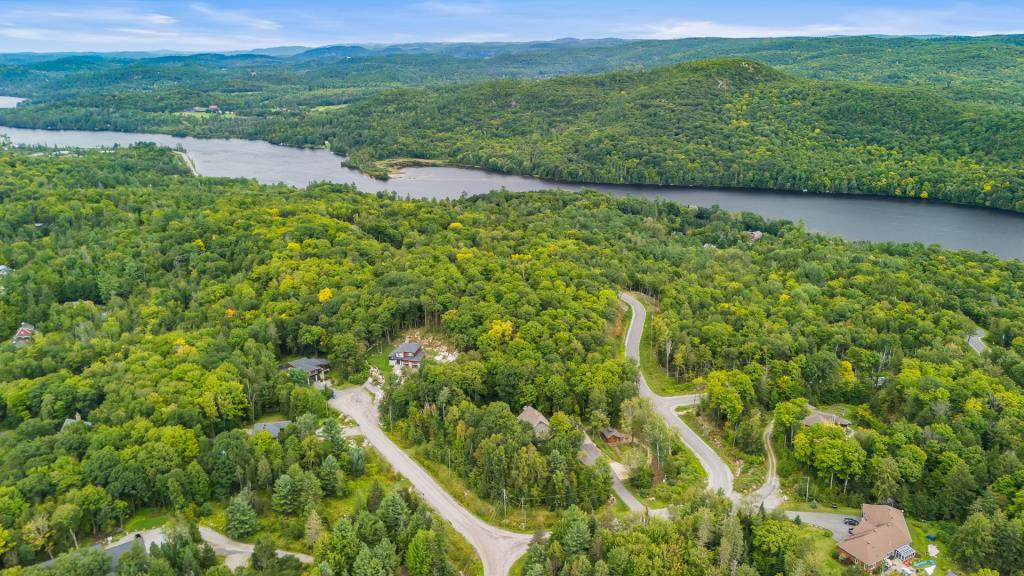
top-left (284, 357), bottom-right (330, 373)
top-left (803, 407), bottom-right (851, 427)
top-left (517, 406), bottom-right (550, 435)
top-left (837, 504), bottom-right (912, 567)
top-left (253, 420), bottom-right (292, 438)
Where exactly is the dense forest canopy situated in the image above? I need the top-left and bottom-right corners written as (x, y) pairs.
top-left (1, 144), bottom-right (1024, 573)
top-left (2, 36), bottom-right (1022, 213)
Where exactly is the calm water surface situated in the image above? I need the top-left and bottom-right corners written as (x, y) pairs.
top-left (1, 122), bottom-right (1021, 260)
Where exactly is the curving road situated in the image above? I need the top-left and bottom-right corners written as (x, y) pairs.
top-left (113, 525), bottom-right (313, 570)
top-left (329, 385), bottom-right (531, 576)
top-left (620, 292), bottom-right (781, 509)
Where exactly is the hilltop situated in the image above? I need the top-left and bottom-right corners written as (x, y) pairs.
top-left (325, 58), bottom-right (1024, 211)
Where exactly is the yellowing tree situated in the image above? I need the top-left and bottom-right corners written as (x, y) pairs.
top-left (318, 287), bottom-right (334, 303)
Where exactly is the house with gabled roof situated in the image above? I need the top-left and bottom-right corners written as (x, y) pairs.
top-left (281, 357), bottom-right (330, 385)
top-left (11, 322), bottom-right (35, 347)
top-left (389, 341), bottom-right (425, 370)
top-left (837, 504), bottom-right (914, 570)
top-left (252, 420), bottom-right (292, 439)
top-left (517, 406), bottom-right (550, 437)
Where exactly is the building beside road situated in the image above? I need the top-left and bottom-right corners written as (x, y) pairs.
top-left (281, 357), bottom-right (330, 385)
top-left (803, 407), bottom-right (851, 429)
top-left (837, 504), bottom-right (914, 571)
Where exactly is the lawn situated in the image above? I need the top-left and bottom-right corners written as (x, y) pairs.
top-left (124, 508), bottom-right (172, 533)
top-left (676, 407), bottom-right (766, 494)
top-left (908, 519), bottom-right (960, 575)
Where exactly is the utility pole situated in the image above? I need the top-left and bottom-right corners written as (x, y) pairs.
top-left (502, 488), bottom-right (508, 518)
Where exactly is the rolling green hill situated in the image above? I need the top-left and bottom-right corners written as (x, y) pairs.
top-left (324, 58), bottom-right (1024, 211)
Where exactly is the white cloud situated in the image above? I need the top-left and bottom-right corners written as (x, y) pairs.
top-left (630, 21), bottom-right (852, 39)
top-left (627, 3), bottom-right (1024, 39)
top-left (0, 6), bottom-right (177, 27)
top-left (189, 3), bottom-right (279, 31)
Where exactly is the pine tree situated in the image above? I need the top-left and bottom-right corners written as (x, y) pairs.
top-left (226, 488), bottom-right (258, 538)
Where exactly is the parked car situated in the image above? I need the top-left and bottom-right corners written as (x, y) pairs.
top-left (844, 517), bottom-right (860, 526)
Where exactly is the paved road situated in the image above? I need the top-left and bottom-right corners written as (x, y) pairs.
top-left (783, 511), bottom-right (852, 541)
top-left (581, 432), bottom-right (668, 518)
top-left (620, 292), bottom-right (739, 502)
top-left (115, 526), bottom-right (313, 570)
top-left (329, 385), bottom-right (531, 576)
top-left (968, 328), bottom-right (989, 354)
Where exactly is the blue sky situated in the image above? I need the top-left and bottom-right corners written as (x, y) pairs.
top-left (0, 1), bottom-right (1021, 53)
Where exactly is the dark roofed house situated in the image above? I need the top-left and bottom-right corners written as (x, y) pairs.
top-left (599, 427), bottom-right (629, 445)
top-left (252, 420), bottom-right (292, 439)
top-left (37, 533), bottom-right (146, 571)
top-left (389, 341), bottom-right (425, 370)
top-left (61, 412), bottom-right (93, 432)
top-left (282, 357), bottom-right (330, 385)
top-left (802, 407), bottom-right (851, 429)
top-left (517, 406), bottom-right (550, 437)
top-left (837, 504), bottom-right (913, 571)
top-left (11, 322), bottom-right (35, 347)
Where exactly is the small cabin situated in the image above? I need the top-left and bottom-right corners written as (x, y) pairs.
top-left (600, 427), bottom-right (629, 445)
top-left (389, 341), bottom-right (425, 369)
top-left (252, 420), bottom-right (291, 439)
top-left (11, 322), bottom-right (35, 347)
top-left (517, 406), bottom-right (550, 437)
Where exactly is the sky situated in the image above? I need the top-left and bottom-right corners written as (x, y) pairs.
top-left (0, 0), bottom-right (1021, 53)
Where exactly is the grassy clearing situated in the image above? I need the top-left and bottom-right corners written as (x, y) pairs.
top-left (676, 407), bottom-right (766, 494)
top-left (124, 508), bottom-right (172, 532)
top-left (908, 519), bottom-right (960, 574)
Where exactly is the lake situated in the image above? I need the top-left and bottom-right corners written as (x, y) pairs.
top-left (1, 122), bottom-right (1021, 260)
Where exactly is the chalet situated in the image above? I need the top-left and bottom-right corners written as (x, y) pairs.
top-left (11, 322), bottom-right (35, 347)
top-left (600, 427), bottom-right (629, 445)
top-left (389, 341), bottom-right (425, 369)
top-left (517, 406), bottom-right (550, 437)
top-left (61, 412), bottom-right (92, 432)
top-left (803, 407), bottom-right (851, 429)
top-left (281, 357), bottom-right (330, 384)
top-left (837, 504), bottom-right (914, 571)
top-left (252, 420), bottom-right (291, 439)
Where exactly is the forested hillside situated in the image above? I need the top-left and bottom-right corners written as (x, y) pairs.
top-left (325, 59), bottom-right (1024, 212)
top-left (2, 144), bottom-right (1024, 573)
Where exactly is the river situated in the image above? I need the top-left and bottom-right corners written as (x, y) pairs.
top-left (0, 120), bottom-right (1021, 260)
